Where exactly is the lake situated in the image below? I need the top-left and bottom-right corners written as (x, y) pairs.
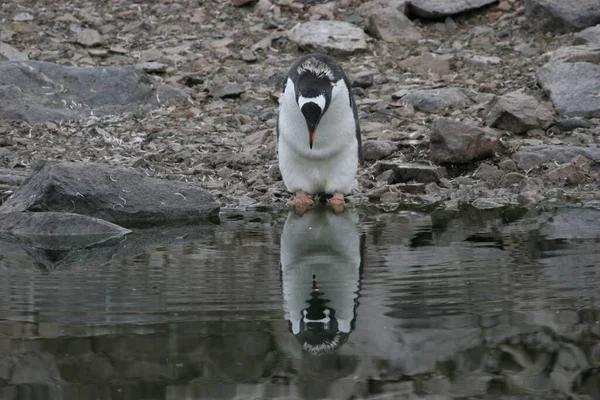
top-left (1, 205), bottom-right (599, 400)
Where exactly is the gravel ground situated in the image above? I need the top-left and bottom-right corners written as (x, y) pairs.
top-left (1, 0), bottom-right (599, 212)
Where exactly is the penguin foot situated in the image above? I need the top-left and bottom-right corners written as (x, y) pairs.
top-left (328, 192), bottom-right (346, 214)
top-left (288, 191), bottom-right (315, 215)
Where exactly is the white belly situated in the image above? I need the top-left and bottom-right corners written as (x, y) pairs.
top-left (278, 78), bottom-right (359, 194)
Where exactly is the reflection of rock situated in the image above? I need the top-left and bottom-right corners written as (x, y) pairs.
top-left (280, 206), bottom-right (364, 355)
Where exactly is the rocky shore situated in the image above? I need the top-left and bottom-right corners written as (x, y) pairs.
top-left (1, 0), bottom-right (599, 218)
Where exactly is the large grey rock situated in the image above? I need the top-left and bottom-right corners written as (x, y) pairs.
top-left (0, 161), bottom-right (220, 223)
top-left (573, 24), bottom-right (600, 45)
top-left (287, 21), bottom-right (368, 55)
top-left (407, 0), bottom-right (498, 19)
top-left (0, 61), bottom-right (187, 122)
top-left (524, 0), bottom-right (600, 33)
top-left (536, 62), bottom-right (600, 117)
top-left (485, 91), bottom-right (554, 134)
top-left (0, 42), bottom-right (27, 61)
top-left (401, 87), bottom-right (472, 113)
top-left (365, 7), bottom-right (422, 43)
top-left (430, 118), bottom-right (501, 164)
top-left (511, 145), bottom-right (600, 170)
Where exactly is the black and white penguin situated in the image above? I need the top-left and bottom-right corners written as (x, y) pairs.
top-left (277, 53), bottom-right (363, 211)
top-left (280, 205), bottom-right (364, 355)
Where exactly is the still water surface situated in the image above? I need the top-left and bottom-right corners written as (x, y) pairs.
top-left (1, 205), bottom-right (599, 399)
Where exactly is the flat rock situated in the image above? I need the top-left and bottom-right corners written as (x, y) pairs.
top-left (288, 21), bottom-right (368, 55)
top-left (524, 0), bottom-right (600, 33)
top-left (574, 25), bottom-right (600, 45)
top-left (365, 6), bottom-right (422, 43)
top-left (357, 0), bottom-right (408, 16)
top-left (401, 87), bottom-right (472, 113)
top-left (398, 52), bottom-right (453, 77)
top-left (537, 62), bottom-right (600, 117)
top-left (363, 140), bottom-right (396, 161)
top-left (375, 161), bottom-right (446, 184)
top-left (75, 28), bottom-right (104, 47)
top-left (407, 0), bottom-right (498, 19)
top-left (211, 84), bottom-right (246, 98)
top-left (485, 90), bottom-right (554, 134)
top-left (430, 118), bottom-right (501, 164)
top-left (546, 163), bottom-right (587, 184)
top-left (0, 212), bottom-right (131, 249)
top-left (0, 42), bottom-right (27, 61)
top-left (0, 161), bottom-right (220, 223)
top-left (136, 61), bottom-right (168, 73)
top-left (549, 45), bottom-right (600, 64)
top-left (0, 61), bottom-right (187, 122)
top-left (511, 145), bottom-right (600, 170)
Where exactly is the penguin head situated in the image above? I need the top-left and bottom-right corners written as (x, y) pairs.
top-left (293, 57), bottom-right (337, 149)
top-left (291, 289), bottom-right (350, 355)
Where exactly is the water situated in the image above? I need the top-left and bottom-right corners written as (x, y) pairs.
top-left (1, 205), bottom-right (599, 400)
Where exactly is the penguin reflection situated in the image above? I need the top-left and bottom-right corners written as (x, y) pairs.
top-left (280, 205), bottom-right (364, 355)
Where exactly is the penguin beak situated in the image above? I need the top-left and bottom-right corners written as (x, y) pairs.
top-left (300, 103), bottom-right (323, 149)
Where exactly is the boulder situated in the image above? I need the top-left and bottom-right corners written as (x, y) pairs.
top-left (430, 118), bottom-right (501, 164)
top-left (287, 21), bottom-right (368, 55)
top-left (0, 161), bottom-right (220, 223)
top-left (536, 62), bottom-right (600, 117)
top-left (0, 61), bottom-right (187, 122)
top-left (573, 25), bottom-right (600, 45)
top-left (365, 7), bottom-right (422, 43)
top-left (524, 0), bottom-right (600, 33)
top-left (485, 91), bottom-right (554, 134)
top-left (407, 0), bottom-right (498, 19)
top-left (401, 87), bottom-right (472, 113)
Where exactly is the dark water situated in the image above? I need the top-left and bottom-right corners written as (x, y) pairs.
top-left (1, 205), bottom-right (599, 400)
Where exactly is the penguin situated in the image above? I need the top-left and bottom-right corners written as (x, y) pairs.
top-left (277, 53), bottom-right (363, 212)
top-left (280, 205), bottom-right (365, 355)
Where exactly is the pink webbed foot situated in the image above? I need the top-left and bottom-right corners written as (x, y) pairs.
top-left (287, 191), bottom-right (315, 215)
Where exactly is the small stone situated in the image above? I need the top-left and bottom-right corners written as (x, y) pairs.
top-left (546, 163), bottom-right (587, 184)
top-left (408, 0), bottom-right (497, 19)
top-left (363, 140), bottom-right (396, 161)
top-left (464, 55), bottom-right (503, 68)
top-left (0, 42), bottom-right (28, 61)
top-left (211, 84), bottom-right (246, 99)
top-left (474, 164), bottom-right (503, 183)
top-left (571, 155), bottom-right (591, 169)
top-left (287, 20), bottom-right (368, 55)
top-left (518, 190), bottom-right (543, 206)
top-left (514, 43), bottom-right (540, 56)
top-left (401, 87), bottom-right (472, 113)
top-left (109, 46), bottom-right (128, 54)
top-left (398, 52), bottom-right (453, 77)
top-left (525, 0), bottom-right (600, 33)
top-left (498, 159), bottom-right (518, 171)
top-left (573, 25), bottom-right (600, 46)
top-left (352, 70), bottom-right (374, 88)
top-left (13, 12), bottom-right (34, 22)
top-left (497, 1), bottom-right (511, 11)
top-left (136, 62), bottom-right (168, 73)
top-left (430, 118), bottom-right (501, 164)
top-left (502, 172), bottom-right (526, 186)
top-left (88, 49), bottom-right (108, 57)
top-left (365, 6), bottom-right (422, 43)
top-left (554, 119), bottom-right (593, 132)
top-left (472, 198), bottom-right (505, 210)
top-left (485, 90), bottom-right (554, 134)
top-left (375, 161), bottom-right (446, 184)
top-left (76, 29), bottom-right (104, 47)
top-left (241, 48), bottom-right (257, 62)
